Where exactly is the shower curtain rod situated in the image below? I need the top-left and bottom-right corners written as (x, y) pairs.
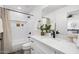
top-left (0, 7), bottom-right (34, 16)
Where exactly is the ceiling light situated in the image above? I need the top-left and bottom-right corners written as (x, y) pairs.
top-left (17, 7), bottom-right (22, 9)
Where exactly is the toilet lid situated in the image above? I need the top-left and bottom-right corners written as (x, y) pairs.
top-left (22, 42), bottom-right (32, 47)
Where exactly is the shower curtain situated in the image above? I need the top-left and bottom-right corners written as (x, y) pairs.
top-left (0, 8), bottom-right (12, 53)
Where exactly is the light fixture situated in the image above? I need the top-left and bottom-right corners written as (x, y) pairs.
top-left (17, 7), bottom-right (22, 10)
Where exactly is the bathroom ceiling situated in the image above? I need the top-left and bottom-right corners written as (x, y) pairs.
top-left (2, 5), bottom-right (67, 16)
top-left (3, 5), bottom-right (41, 14)
top-left (42, 5), bottom-right (67, 16)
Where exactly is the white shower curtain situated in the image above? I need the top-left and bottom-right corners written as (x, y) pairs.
top-left (0, 8), bottom-right (12, 53)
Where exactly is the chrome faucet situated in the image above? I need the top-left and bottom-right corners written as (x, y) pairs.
top-left (51, 23), bottom-right (59, 38)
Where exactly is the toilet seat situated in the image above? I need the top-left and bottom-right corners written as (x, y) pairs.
top-left (22, 42), bottom-right (32, 50)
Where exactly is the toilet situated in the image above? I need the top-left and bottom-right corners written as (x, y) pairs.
top-left (22, 42), bottom-right (32, 54)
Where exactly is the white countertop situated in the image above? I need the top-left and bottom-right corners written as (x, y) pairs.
top-left (31, 35), bottom-right (79, 54)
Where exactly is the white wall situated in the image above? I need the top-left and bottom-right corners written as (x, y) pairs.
top-left (0, 7), bottom-right (3, 33)
top-left (0, 18), bottom-right (3, 33)
top-left (9, 6), bottom-right (47, 47)
top-left (0, 18), bottom-right (3, 52)
top-left (44, 5), bottom-right (79, 35)
top-left (9, 11), bottom-right (34, 46)
top-left (29, 6), bottom-right (48, 34)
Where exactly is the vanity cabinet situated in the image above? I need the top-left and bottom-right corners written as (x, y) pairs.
top-left (30, 38), bottom-right (63, 54)
top-left (30, 35), bottom-right (79, 54)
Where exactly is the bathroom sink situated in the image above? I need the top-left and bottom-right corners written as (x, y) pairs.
top-left (35, 35), bottom-right (69, 43)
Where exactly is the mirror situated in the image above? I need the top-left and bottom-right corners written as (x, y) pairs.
top-left (67, 10), bottom-right (79, 42)
top-left (41, 6), bottom-right (57, 31)
top-left (37, 5), bottom-right (61, 36)
top-left (37, 17), bottom-right (52, 35)
top-left (67, 10), bottom-right (79, 34)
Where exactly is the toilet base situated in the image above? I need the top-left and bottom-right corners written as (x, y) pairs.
top-left (23, 49), bottom-right (31, 54)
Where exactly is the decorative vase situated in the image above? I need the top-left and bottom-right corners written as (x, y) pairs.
top-left (41, 32), bottom-right (45, 36)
